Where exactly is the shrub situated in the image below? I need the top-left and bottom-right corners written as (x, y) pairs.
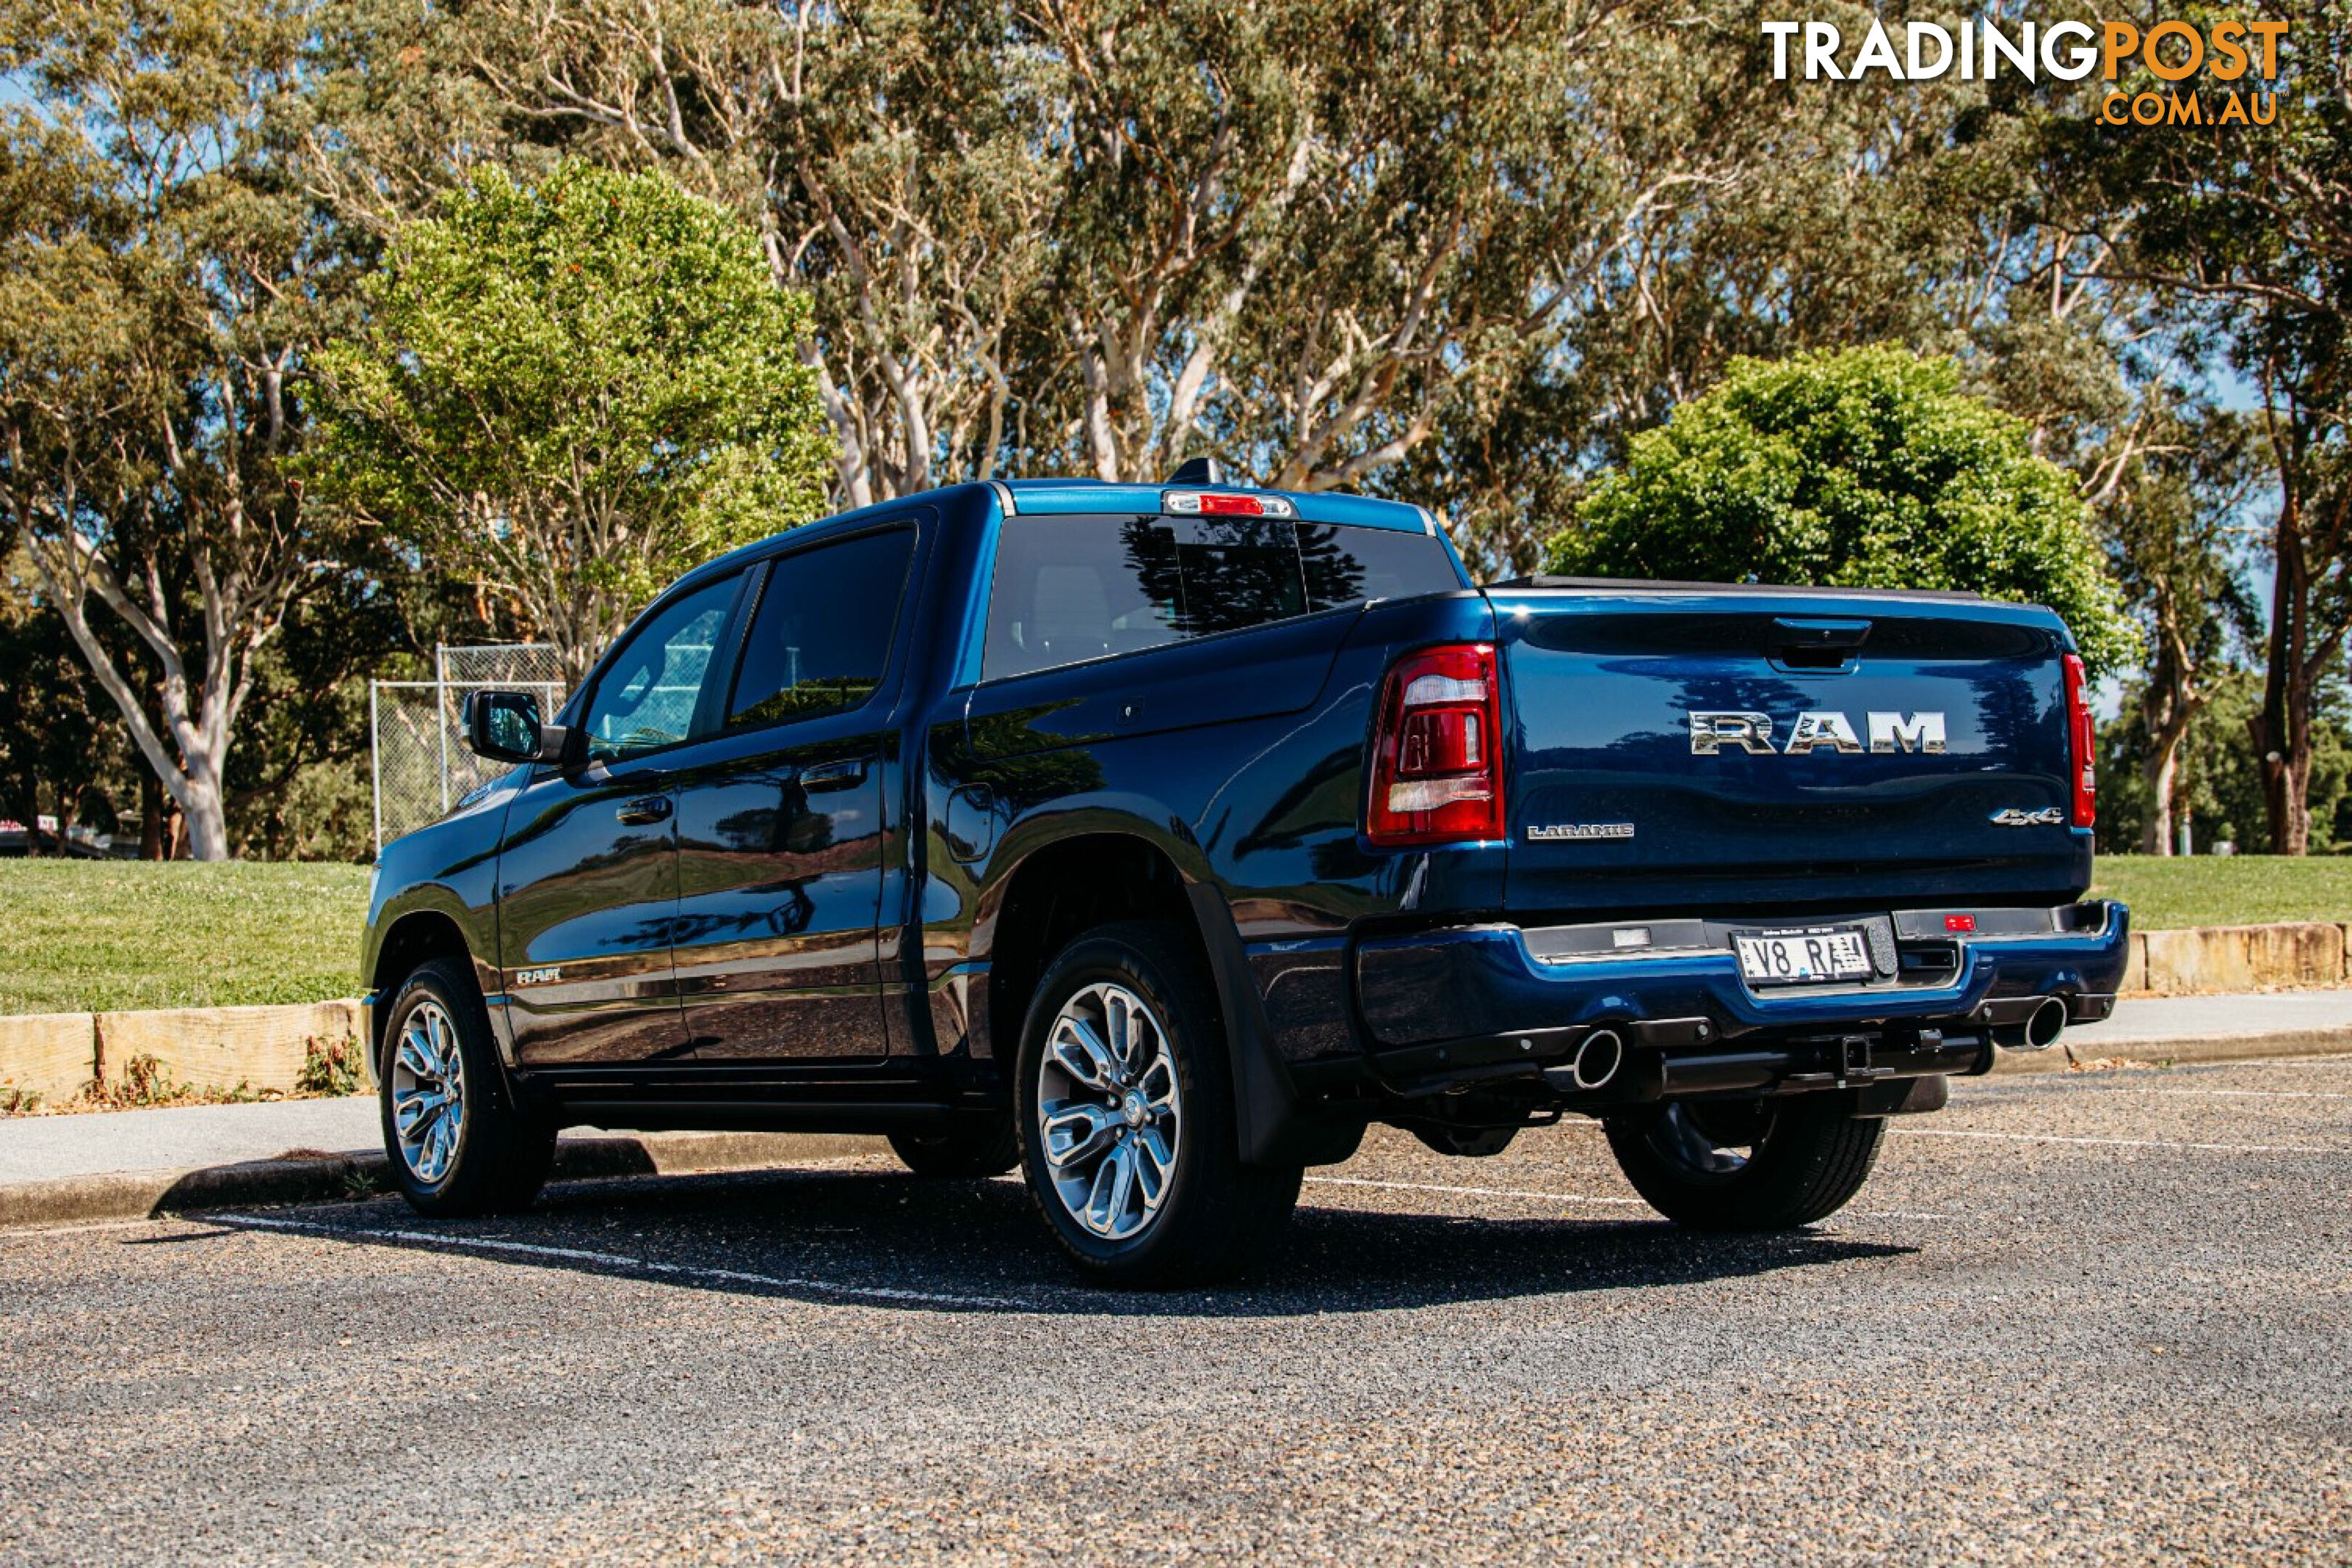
top-left (1545, 345), bottom-right (2136, 675)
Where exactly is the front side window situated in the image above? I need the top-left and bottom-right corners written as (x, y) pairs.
top-left (582, 574), bottom-right (738, 761)
top-left (984, 514), bottom-right (1459, 680)
top-left (725, 528), bottom-right (915, 730)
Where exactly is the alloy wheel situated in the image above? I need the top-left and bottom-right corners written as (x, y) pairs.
top-left (391, 999), bottom-right (467, 1185)
top-left (1035, 981), bottom-right (1183, 1242)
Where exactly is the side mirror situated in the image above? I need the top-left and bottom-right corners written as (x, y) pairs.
top-left (463, 690), bottom-right (568, 765)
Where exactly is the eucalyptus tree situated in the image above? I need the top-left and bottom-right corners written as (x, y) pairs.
top-left (1413, 0), bottom-right (2161, 576)
top-left (2106, 0), bottom-right (2352, 852)
top-left (446, 0), bottom-right (1058, 509)
top-left (438, 0), bottom-right (1727, 510)
top-left (2103, 401), bottom-right (2263, 852)
top-left (0, 0), bottom-right (356, 860)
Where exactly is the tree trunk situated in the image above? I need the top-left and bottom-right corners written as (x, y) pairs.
top-left (140, 771), bottom-right (164, 859)
top-left (179, 765), bottom-right (231, 862)
top-left (2139, 743), bottom-right (2173, 856)
top-left (2139, 684), bottom-right (2193, 856)
top-left (2257, 495), bottom-right (2313, 854)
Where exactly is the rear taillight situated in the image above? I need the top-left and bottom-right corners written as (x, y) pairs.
top-left (2063, 652), bottom-right (2096, 828)
top-left (1366, 643), bottom-right (1505, 846)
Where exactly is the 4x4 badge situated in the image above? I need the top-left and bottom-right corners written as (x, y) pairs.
top-left (1988, 807), bottom-right (2065, 827)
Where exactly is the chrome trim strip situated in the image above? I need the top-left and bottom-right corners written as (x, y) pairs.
top-left (986, 479), bottom-right (1018, 515)
top-left (1529, 948), bottom-right (1721, 968)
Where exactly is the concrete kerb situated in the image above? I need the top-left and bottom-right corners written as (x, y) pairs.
top-left (1991, 1027), bottom-right (2352, 1074)
top-left (0, 1130), bottom-right (885, 1231)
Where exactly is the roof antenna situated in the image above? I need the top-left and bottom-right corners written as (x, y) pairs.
top-left (1165, 456), bottom-right (1225, 486)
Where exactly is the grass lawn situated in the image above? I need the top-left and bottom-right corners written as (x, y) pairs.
top-left (2088, 854), bottom-right (2352, 932)
top-left (0, 861), bottom-right (367, 1015)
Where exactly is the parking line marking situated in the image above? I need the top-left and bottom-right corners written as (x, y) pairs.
top-left (1305, 1175), bottom-right (1951, 1222)
top-left (1895, 1128), bottom-right (2352, 1156)
top-left (2139, 1088), bottom-right (2352, 1102)
top-left (211, 1212), bottom-right (1034, 1310)
top-left (1308, 1175), bottom-right (1648, 1206)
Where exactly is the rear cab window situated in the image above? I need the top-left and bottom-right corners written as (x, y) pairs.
top-left (984, 513), bottom-right (1460, 681)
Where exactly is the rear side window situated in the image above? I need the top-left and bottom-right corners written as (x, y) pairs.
top-left (984, 514), bottom-right (1458, 679)
top-left (726, 528), bottom-right (915, 730)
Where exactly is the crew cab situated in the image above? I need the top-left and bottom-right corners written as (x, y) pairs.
top-left (362, 471), bottom-right (2130, 1286)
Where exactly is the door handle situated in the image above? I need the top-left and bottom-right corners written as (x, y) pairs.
top-left (616, 795), bottom-right (673, 825)
top-left (799, 759), bottom-right (867, 792)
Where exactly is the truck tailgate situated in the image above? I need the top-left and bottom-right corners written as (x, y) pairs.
top-left (1490, 587), bottom-right (2087, 916)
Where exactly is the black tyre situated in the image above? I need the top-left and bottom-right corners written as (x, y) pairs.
top-left (889, 1116), bottom-right (1020, 1178)
top-left (377, 957), bottom-right (555, 1217)
top-left (1017, 920), bottom-right (1302, 1289)
top-left (1603, 1095), bottom-right (1883, 1231)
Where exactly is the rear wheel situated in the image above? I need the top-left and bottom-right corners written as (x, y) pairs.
top-left (1604, 1095), bottom-right (1882, 1231)
top-left (379, 957), bottom-right (555, 1217)
top-left (888, 1118), bottom-right (1019, 1178)
top-left (1018, 920), bottom-right (1302, 1288)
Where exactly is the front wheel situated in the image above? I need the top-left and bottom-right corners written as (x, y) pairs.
top-left (379, 957), bottom-right (555, 1217)
top-left (1018, 921), bottom-right (1301, 1288)
top-left (1604, 1096), bottom-right (1883, 1231)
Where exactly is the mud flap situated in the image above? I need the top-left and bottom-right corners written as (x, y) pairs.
top-left (1183, 881), bottom-right (1360, 1167)
top-left (1851, 1074), bottom-right (1950, 1119)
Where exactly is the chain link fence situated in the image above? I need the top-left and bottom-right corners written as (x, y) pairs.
top-left (371, 645), bottom-right (568, 854)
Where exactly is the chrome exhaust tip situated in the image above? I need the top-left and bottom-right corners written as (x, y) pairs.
top-left (1571, 1028), bottom-right (1625, 1091)
top-left (1993, 997), bottom-right (2069, 1050)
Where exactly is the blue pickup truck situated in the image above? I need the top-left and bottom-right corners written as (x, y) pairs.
top-left (362, 471), bottom-right (2129, 1286)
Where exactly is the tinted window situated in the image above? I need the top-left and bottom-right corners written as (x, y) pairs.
top-left (584, 574), bottom-right (738, 761)
top-left (985, 517), bottom-right (1183, 677)
top-left (984, 514), bottom-right (1459, 679)
top-left (1297, 524), bottom-right (1462, 611)
top-left (726, 528), bottom-right (915, 730)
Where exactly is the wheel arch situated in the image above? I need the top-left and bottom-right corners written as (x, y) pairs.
top-left (976, 822), bottom-right (1319, 1167)
top-left (981, 828), bottom-right (1204, 1066)
top-left (367, 905), bottom-right (494, 1060)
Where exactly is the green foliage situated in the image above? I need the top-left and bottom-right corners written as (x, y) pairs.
top-left (0, 547), bottom-right (122, 844)
top-left (296, 1034), bottom-right (369, 1097)
top-left (305, 160), bottom-right (834, 677)
top-left (0, 0), bottom-right (366, 860)
top-left (1545, 346), bottom-right (2136, 676)
top-left (2099, 671), bottom-right (2352, 857)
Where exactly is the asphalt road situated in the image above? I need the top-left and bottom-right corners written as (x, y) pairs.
top-left (4, 1055), bottom-right (2348, 1564)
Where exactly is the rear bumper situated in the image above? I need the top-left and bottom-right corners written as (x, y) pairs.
top-left (1352, 900), bottom-right (2129, 1098)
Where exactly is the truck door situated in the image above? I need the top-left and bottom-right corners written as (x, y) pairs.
top-left (667, 522), bottom-right (920, 1064)
top-left (497, 571), bottom-right (745, 1066)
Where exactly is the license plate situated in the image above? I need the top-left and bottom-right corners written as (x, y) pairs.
top-left (1734, 926), bottom-right (1873, 985)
